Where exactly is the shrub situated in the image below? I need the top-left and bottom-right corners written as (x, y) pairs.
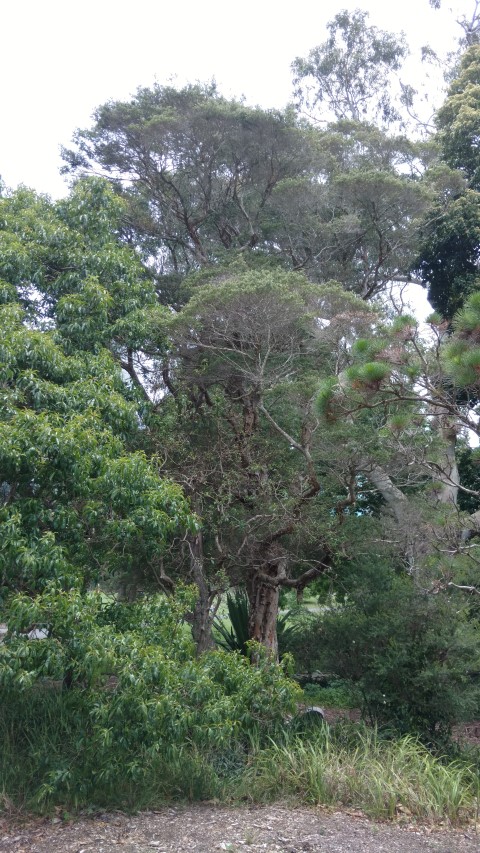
top-left (318, 574), bottom-right (480, 744)
top-left (0, 586), bottom-right (300, 808)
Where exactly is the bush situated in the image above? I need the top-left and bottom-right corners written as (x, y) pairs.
top-left (319, 574), bottom-right (480, 744)
top-left (0, 586), bottom-right (300, 808)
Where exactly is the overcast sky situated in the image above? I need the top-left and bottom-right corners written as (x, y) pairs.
top-left (1, 0), bottom-right (471, 198)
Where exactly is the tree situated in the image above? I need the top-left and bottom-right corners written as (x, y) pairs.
top-left (269, 120), bottom-right (427, 298)
top-left (292, 9), bottom-right (408, 126)
top-left (61, 85), bottom-right (311, 280)
top-left (415, 45), bottom-right (480, 318)
top-left (56, 84), bottom-right (437, 658)
top-left (0, 180), bottom-right (194, 603)
top-left (53, 37), bottom-right (479, 664)
top-left (154, 268), bottom-right (377, 656)
top-left (319, 560), bottom-right (479, 743)
top-left (61, 85), bottom-right (430, 307)
top-left (436, 45), bottom-right (480, 188)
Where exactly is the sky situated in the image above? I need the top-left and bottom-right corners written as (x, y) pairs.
top-left (0, 0), bottom-right (472, 198)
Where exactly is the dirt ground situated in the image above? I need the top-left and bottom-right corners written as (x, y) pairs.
top-left (1, 804), bottom-right (479, 853)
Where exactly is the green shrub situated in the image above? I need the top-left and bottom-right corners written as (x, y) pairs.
top-left (0, 586), bottom-right (300, 809)
top-left (319, 575), bottom-right (480, 744)
top-left (303, 681), bottom-right (358, 709)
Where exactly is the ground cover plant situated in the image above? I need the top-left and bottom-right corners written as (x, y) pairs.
top-left (240, 726), bottom-right (480, 824)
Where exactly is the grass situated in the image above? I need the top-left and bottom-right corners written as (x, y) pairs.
top-left (1, 695), bottom-right (479, 824)
top-left (302, 681), bottom-right (358, 709)
top-left (238, 724), bottom-right (480, 823)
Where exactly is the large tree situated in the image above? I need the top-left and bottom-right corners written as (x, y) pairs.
top-left (61, 85), bottom-right (311, 280)
top-left (62, 85), bottom-right (429, 305)
top-left (0, 180), bottom-right (194, 603)
top-left (416, 45), bottom-right (480, 318)
top-left (152, 268), bottom-right (377, 655)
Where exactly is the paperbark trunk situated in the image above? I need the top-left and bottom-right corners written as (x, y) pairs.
top-left (247, 571), bottom-right (280, 659)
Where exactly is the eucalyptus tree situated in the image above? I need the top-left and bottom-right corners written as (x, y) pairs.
top-left (415, 45), bottom-right (480, 318)
top-left (292, 9), bottom-right (408, 126)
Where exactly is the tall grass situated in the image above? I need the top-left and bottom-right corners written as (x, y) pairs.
top-left (1, 695), bottom-right (478, 823)
top-left (239, 725), bottom-right (480, 824)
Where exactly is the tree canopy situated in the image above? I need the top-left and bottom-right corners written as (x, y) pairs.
top-left (1, 6), bottom-right (480, 770)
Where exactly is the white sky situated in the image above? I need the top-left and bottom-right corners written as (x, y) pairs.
top-left (0, 0), bottom-right (471, 198)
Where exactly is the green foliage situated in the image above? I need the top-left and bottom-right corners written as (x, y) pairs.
top-left (0, 588), bottom-right (300, 808)
top-left (416, 190), bottom-right (480, 319)
top-left (277, 608), bottom-right (325, 674)
top-left (436, 45), bottom-right (480, 190)
top-left (303, 681), bottom-right (358, 709)
top-left (318, 572), bottom-right (480, 744)
top-left (444, 287), bottom-right (480, 385)
top-left (346, 361), bottom-right (391, 388)
top-left (214, 590), bottom-right (251, 656)
top-left (292, 9), bottom-right (407, 124)
top-left (62, 84), bottom-right (309, 277)
top-left (0, 183), bottom-right (194, 599)
top-left (213, 589), bottom-right (298, 660)
top-left (416, 46), bottom-right (480, 318)
top-left (456, 443), bottom-right (480, 513)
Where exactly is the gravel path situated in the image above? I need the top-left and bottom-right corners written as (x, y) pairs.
top-left (1, 805), bottom-right (478, 853)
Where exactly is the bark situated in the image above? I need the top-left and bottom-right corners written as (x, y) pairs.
top-left (188, 533), bottom-right (215, 655)
top-left (247, 569), bottom-right (280, 660)
top-left (358, 459), bottom-right (409, 526)
top-left (433, 419), bottom-right (459, 507)
top-left (358, 458), bottom-right (418, 569)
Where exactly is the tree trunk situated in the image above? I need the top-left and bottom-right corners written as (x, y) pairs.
top-left (435, 419), bottom-right (459, 507)
top-left (247, 567), bottom-right (281, 660)
top-left (359, 458), bottom-right (417, 569)
top-left (188, 533), bottom-right (215, 655)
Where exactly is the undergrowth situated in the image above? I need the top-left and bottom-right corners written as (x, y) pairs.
top-left (239, 724), bottom-right (480, 824)
top-left (1, 589), bottom-right (479, 823)
top-left (302, 680), bottom-right (358, 709)
top-left (1, 701), bottom-right (479, 824)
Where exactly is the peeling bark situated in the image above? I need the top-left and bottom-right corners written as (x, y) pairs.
top-left (434, 419), bottom-right (460, 507)
top-left (247, 567), bottom-right (281, 659)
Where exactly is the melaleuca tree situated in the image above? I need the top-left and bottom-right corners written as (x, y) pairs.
top-left (268, 120), bottom-right (428, 298)
top-left (61, 85), bottom-right (312, 283)
top-left (61, 85), bottom-right (431, 307)
top-left (150, 267), bottom-right (382, 656)
top-left (52, 42), bottom-right (466, 659)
